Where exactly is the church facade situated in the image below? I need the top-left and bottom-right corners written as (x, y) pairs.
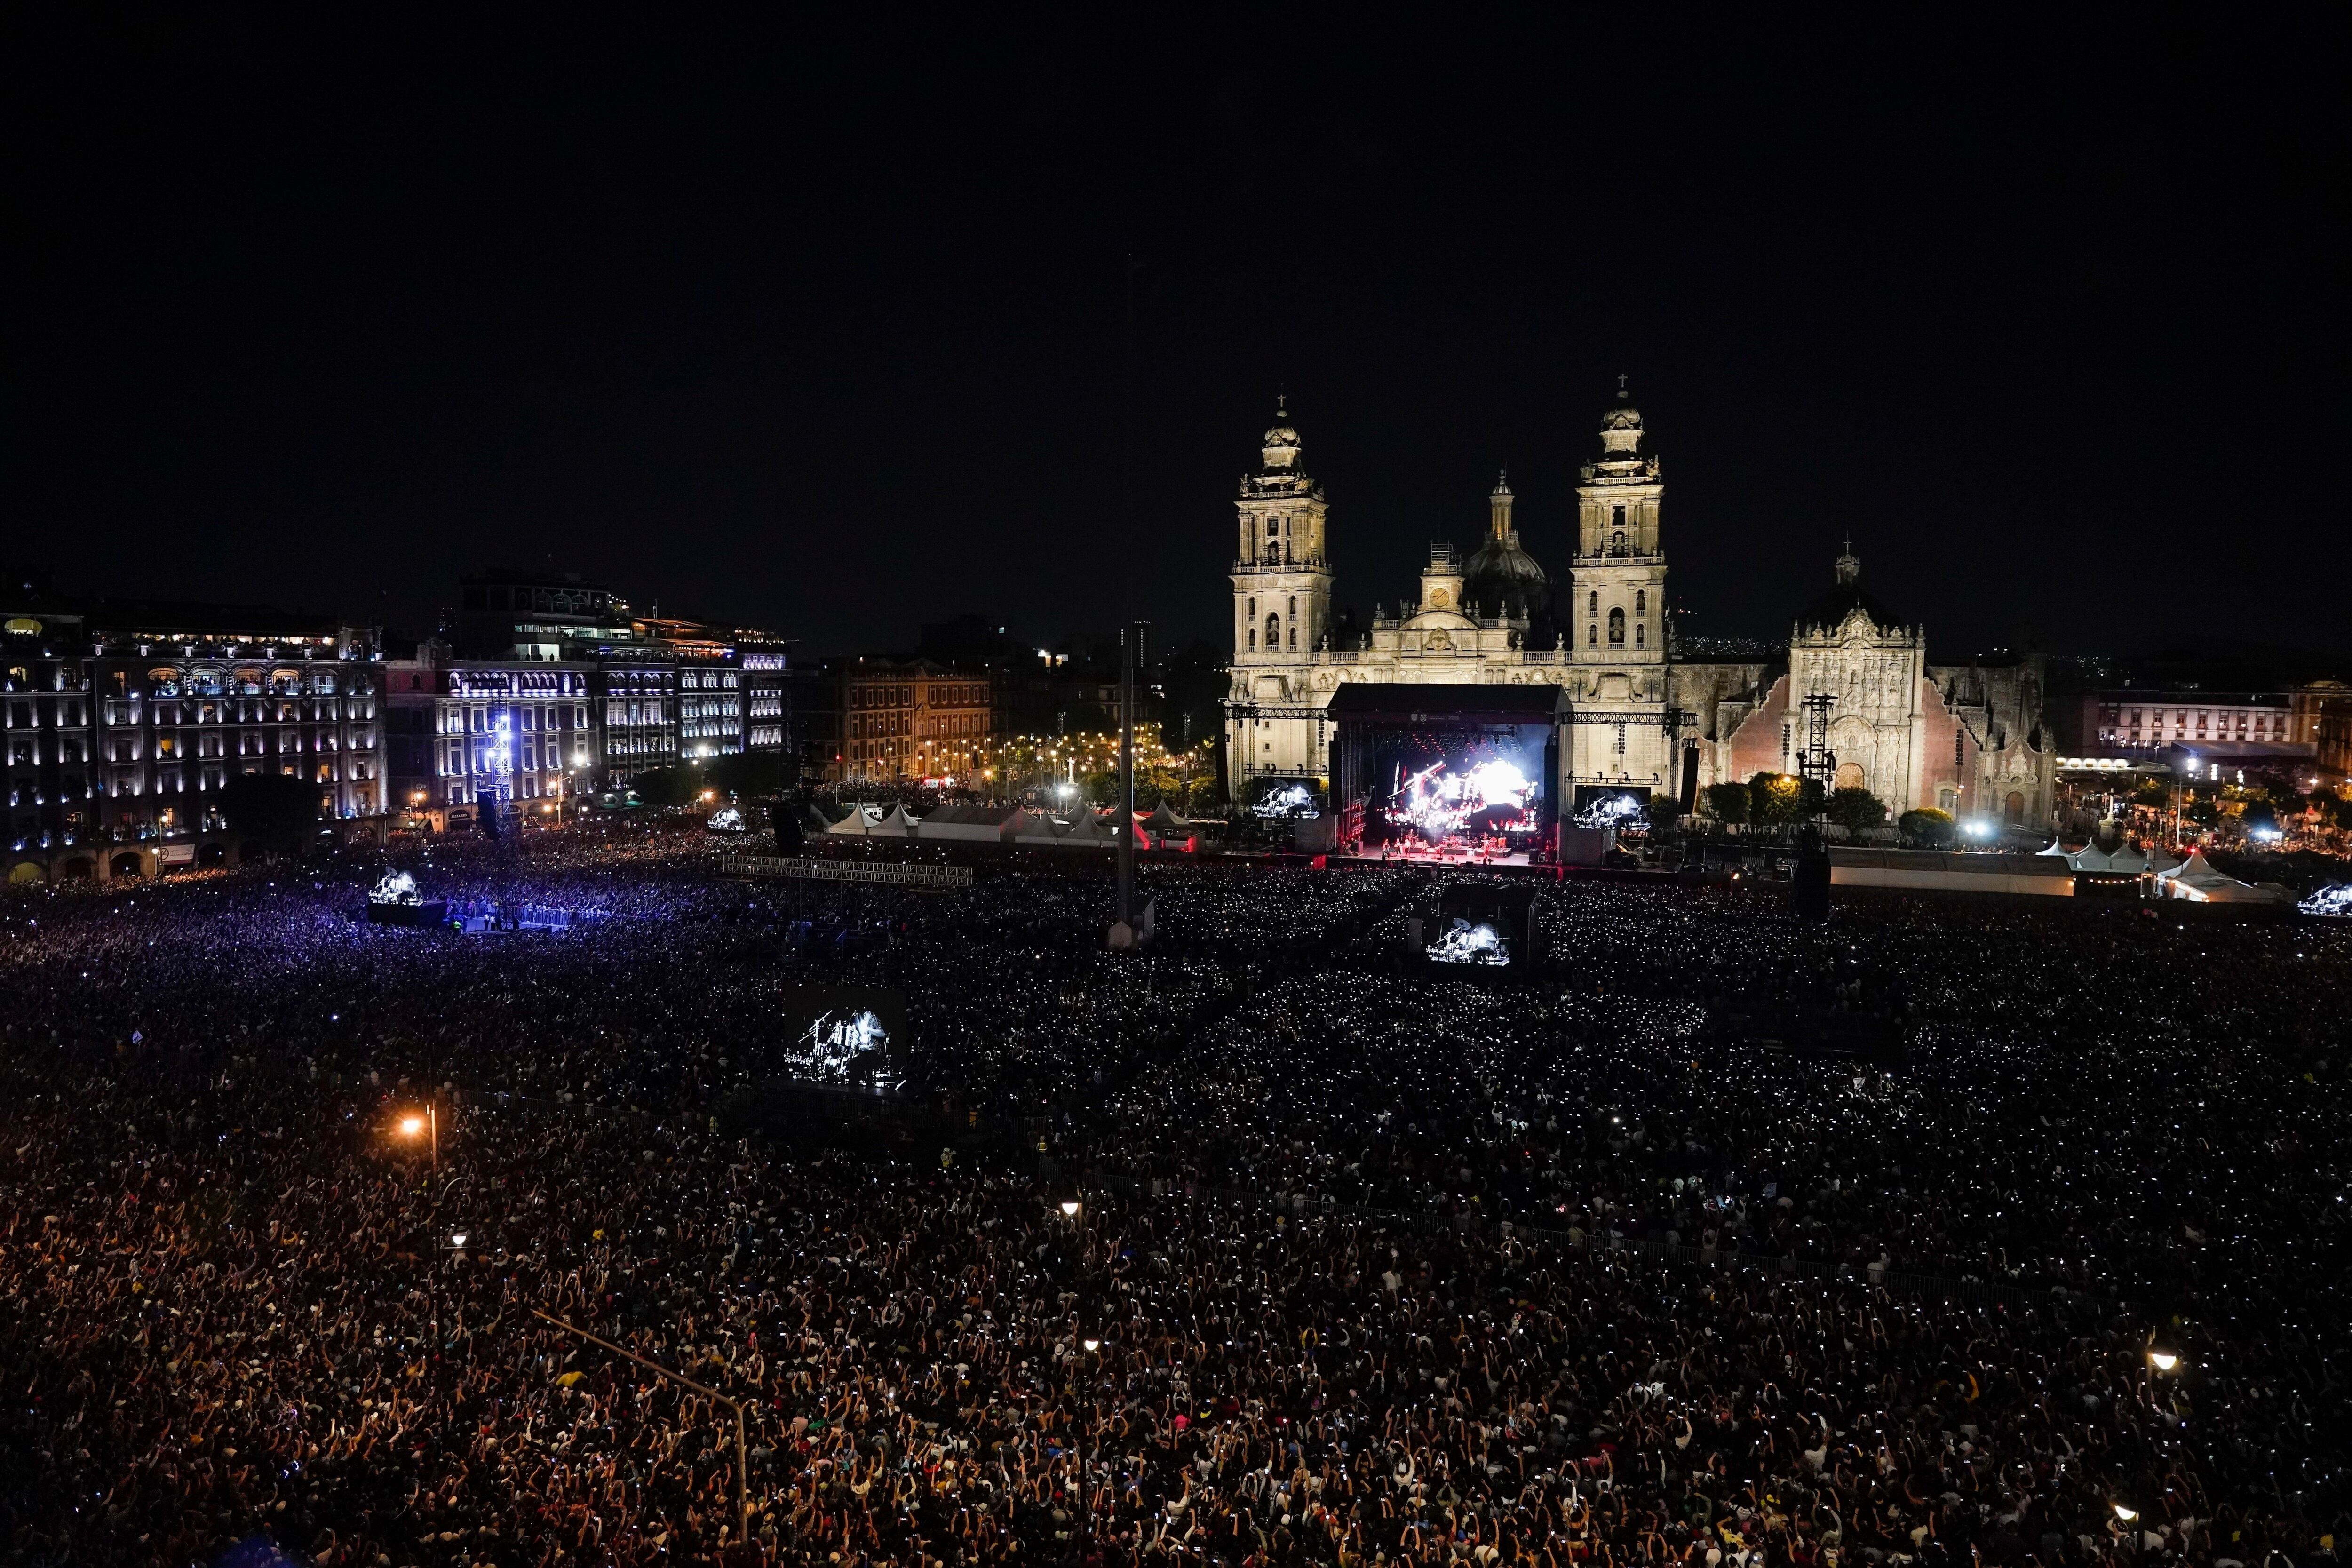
top-left (1224, 392), bottom-right (2054, 829)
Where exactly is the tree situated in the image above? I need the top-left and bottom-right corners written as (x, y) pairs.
top-left (1702, 780), bottom-right (1749, 824)
top-left (1825, 787), bottom-right (1888, 836)
top-left (1646, 792), bottom-right (1683, 831)
top-left (1749, 771), bottom-right (1810, 827)
top-left (221, 770), bottom-right (320, 858)
top-left (1898, 806), bottom-right (1956, 847)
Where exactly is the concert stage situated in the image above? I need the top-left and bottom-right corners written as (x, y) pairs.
top-left (1325, 683), bottom-right (1565, 860)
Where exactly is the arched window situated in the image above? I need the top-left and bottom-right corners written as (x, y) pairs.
top-left (1587, 590), bottom-right (1597, 616)
top-left (1608, 607), bottom-right (1625, 645)
top-left (1588, 623), bottom-right (1597, 647)
top-left (1635, 590), bottom-right (1646, 616)
top-left (1613, 505), bottom-right (1625, 528)
top-left (1248, 627), bottom-right (1256, 651)
top-left (1635, 622), bottom-right (1646, 648)
top-left (1287, 621), bottom-right (1296, 650)
top-left (1265, 613), bottom-right (1280, 651)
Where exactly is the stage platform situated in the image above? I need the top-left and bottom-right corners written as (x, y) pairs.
top-left (1335, 844), bottom-right (1544, 868)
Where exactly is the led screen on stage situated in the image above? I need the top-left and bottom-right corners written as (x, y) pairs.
top-left (1249, 777), bottom-right (1323, 820)
top-left (1571, 784), bottom-right (1651, 830)
top-left (1372, 731), bottom-right (1546, 845)
top-left (777, 985), bottom-right (907, 1090)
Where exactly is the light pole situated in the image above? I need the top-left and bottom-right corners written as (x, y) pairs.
top-left (397, 1104), bottom-right (437, 1173)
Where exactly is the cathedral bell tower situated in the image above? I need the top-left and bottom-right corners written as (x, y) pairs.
top-left (1571, 383), bottom-right (1667, 668)
top-left (1230, 399), bottom-right (1333, 662)
top-left (1564, 381), bottom-right (1674, 794)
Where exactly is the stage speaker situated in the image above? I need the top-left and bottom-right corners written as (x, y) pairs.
top-left (773, 798), bottom-right (805, 856)
top-left (1679, 746), bottom-right (1700, 815)
top-left (475, 790), bottom-right (502, 838)
top-left (1791, 845), bottom-right (1831, 921)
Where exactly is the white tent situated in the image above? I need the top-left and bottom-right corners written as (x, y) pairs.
top-left (1060, 809), bottom-right (1115, 848)
top-left (874, 804), bottom-right (922, 837)
top-left (825, 805), bottom-right (878, 836)
top-left (1011, 808), bottom-right (1067, 846)
top-left (2156, 850), bottom-right (2287, 904)
top-left (2069, 841), bottom-right (2180, 876)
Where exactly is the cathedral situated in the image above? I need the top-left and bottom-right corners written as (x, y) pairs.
top-left (1224, 390), bottom-right (2055, 828)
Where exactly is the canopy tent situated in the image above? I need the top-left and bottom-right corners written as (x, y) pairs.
top-left (2156, 850), bottom-right (2288, 904)
top-left (1138, 800), bottom-right (1199, 851)
top-left (1010, 808), bottom-right (1067, 846)
top-left (873, 804), bottom-right (922, 837)
top-left (1060, 809), bottom-right (1115, 848)
top-left (825, 805), bottom-right (878, 836)
top-left (2068, 842), bottom-right (2181, 876)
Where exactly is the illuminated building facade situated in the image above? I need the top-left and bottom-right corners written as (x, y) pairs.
top-left (6, 587), bottom-right (386, 857)
top-left (842, 659), bottom-right (1001, 782)
top-left (431, 665), bottom-right (596, 809)
top-left (1227, 393), bottom-right (2058, 828)
top-left (437, 572), bottom-right (797, 786)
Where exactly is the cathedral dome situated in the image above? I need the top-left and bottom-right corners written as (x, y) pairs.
top-left (1463, 532), bottom-right (1550, 621)
top-left (1260, 402), bottom-right (1302, 470)
top-left (1796, 545), bottom-right (1910, 634)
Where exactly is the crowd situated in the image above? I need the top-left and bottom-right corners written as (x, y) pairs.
top-left (0, 819), bottom-right (2344, 1568)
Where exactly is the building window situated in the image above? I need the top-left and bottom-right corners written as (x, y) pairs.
top-left (1587, 623), bottom-right (1597, 647)
top-left (1265, 613), bottom-right (1280, 650)
top-left (1635, 623), bottom-right (1645, 649)
top-left (1607, 607), bottom-right (1625, 645)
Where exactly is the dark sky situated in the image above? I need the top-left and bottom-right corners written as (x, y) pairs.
top-left (11, 17), bottom-right (2348, 662)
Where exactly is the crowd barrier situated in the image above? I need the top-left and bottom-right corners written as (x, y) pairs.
top-left (721, 855), bottom-right (975, 890)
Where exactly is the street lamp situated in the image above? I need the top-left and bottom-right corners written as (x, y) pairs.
top-left (396, 1104), bottom-right (437, 1171)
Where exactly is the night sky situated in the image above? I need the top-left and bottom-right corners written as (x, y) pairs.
top-left (13, 18), bottom-right (2348, 663)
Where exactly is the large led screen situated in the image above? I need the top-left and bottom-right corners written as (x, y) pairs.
top-left (1372, 731), bottom-right (1546, 846)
